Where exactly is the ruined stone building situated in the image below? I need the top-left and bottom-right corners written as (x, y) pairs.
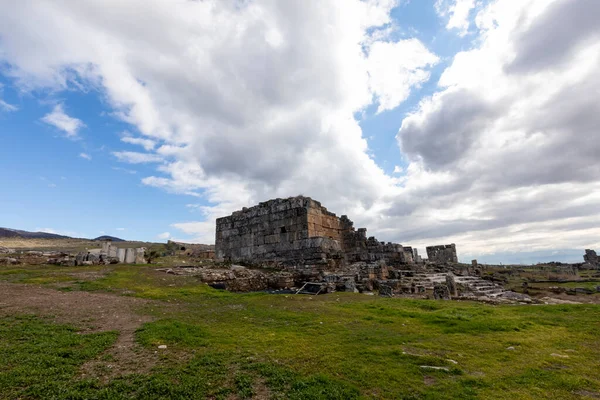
top-left (100, 240), bottom-right (146, 264)
top-left (584, 249), bottom-right (599, 267)
top-left (216, 196), bottom-right (422, 268)
top-left (426, 244), bottom-right (458, 264)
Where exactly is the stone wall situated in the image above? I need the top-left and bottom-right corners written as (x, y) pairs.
top-left (426, 244), bottom-right (458, 264)
top-left (215, 196), bottom-right (414, 268)
top-left (306, 204), bottom-right (345, 240)
top-left (215, 197), bottom-right (345, 268)
top-left (584, 249), bottom-right (599, 267)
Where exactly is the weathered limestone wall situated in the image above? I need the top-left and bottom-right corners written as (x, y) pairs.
top-left (584, 249), bottom-right (599, 267)
top-left (343, 234), bottom-right (409, 265)
top-left (426, 244), bottom-right (458, 264)
top-left (216, 197), bottom-right (345, 267)
top-left (216, 196), bottom-right (416, 268)
top-left (306, 203), bottom-right (345, 240)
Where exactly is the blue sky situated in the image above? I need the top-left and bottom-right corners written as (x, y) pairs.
top-left (1, 0), bottom-right (461, 240)
top-left (1, 0), bottom-right (599, 264)
top-left (0, 75), bottom-right (193, 240)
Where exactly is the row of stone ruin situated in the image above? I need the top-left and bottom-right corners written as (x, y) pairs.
top-left (100, 241), bottom-right (146, 264)
top-left (46, 241), bottom-right (146, 266)
top-left (157, 259), bottom-right (525, 303)
top-left (215, 196), bottom-right (459, 269)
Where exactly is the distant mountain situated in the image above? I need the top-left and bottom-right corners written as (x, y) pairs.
top-left (0, 227), bottom-right (72, 240)
top-left (0, 228), bottom-right (127, 242)
top-left (93, 235), bottom-right (125, 242)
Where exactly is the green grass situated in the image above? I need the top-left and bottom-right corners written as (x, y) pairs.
top-left (2, 263), bottom-right (600, 398)
top-left (0, 315), bottom-right (117, 399)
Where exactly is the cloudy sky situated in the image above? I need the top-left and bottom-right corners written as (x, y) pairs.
top-left (1, 0), bottom-right (598, 264)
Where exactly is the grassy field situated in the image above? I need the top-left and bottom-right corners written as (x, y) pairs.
top-left (1, 263), bottom-right (600, 399)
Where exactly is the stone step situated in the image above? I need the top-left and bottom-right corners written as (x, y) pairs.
top-left (475, 288), bottom-right (504, 295)
top-left (471, 284), bottom-right (495, 289)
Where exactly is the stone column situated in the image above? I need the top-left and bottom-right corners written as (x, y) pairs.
top-left (446, 273), bottom-right (458, 297)
top-left (124, 248), bottom-right (136, 263)
top-left (117, 248), bottom-right (126, 263)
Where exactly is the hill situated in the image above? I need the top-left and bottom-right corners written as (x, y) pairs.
top-left (93, 235), bottom-right (125, 242)
top-left (0, 227), bottom-right (72, 240)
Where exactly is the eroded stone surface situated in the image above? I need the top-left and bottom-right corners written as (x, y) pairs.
top-left (426, 244), bottom-right (458, 264)
top-left (215, 196), bottom-right (414, 268)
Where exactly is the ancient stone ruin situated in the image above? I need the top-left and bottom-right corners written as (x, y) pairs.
top-left (152, 196), bottom-right (563, 303)
top-left (426, 244), bottom-right (458, 264)
top-left (215, 196), bottom-right (417, 269)
top-left (207, 196), bottom-right (519, 299)
top-left (101, 240), bottom-right (146, 264)
top-left (49, 241), bottom-right (147, 266)
top-left (584, 249), bottom-right (599, 268)
top-left (167, 240), bottom-right (215, 259)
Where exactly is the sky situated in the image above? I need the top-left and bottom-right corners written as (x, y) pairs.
top-left (1, 0), bottom-right (599, 264)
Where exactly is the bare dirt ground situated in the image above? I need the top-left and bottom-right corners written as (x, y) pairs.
top-left (0, 281), bottom-right (161, 381)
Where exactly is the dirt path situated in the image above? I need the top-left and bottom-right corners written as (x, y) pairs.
top-left (0, 281), bottom-right (161, 381)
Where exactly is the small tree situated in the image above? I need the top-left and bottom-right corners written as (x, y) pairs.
top-left (165, 240), bottom-right (179, 256)
top-left (145, 249), bottom-right (160, 264)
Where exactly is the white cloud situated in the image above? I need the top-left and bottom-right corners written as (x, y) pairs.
top-left (0, 0), bottom-right (427, 244)
top-left (0, 84), bottom-right (17, 111)
top-left (157, 232), bottom-right (171, 240)
top-left (435, 0), bottom-right (476, 36)
top-left (0, 98), bottom-right (17, 112)
top-left (121, 135), bottom-right (156, 151)
top-left (391, 0), bottom-right (600, 255)
top-left (79, 152), bottom-right (92, 160)
top-left (0, 1), bottom-right (428, 226)
top-left (3, 0), bottom-right (599, 258)
top-left (367, 39), bottom-right (439, 112)
top-left (393, 165), bottom-right (403, 174)
top-left (41, 104), bottom-right (85, 138)
top-left (116, 227), bottom-right (126, 231)
top-left (112, 151), bottom-right (163, 164)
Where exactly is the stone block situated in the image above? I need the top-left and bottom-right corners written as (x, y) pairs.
top-left (117, 248), bottom-right (126, 263)
top-left (124, 248), bottom-right (136, 263)
top-left (135, 248), bottom-right (146, 264)
top-left (108, 245), bottom-right (118, 258)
